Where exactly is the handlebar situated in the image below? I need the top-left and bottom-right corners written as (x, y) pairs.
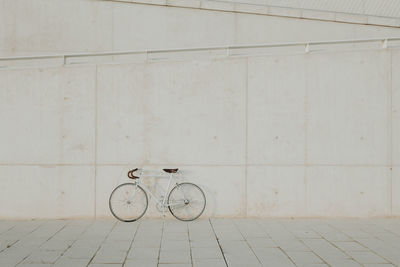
top-left (127, 168), bottom-right (139, 179)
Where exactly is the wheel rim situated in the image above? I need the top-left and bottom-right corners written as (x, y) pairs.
top-left (168, 183), bottom-right (206, 221)
top-left (109, 183), bottom-right (148, 222)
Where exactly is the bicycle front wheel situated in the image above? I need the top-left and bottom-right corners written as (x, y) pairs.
top-left (109, 183), bottom-right (148, 222)
top-left (168, 183), bottom-right (206, 221)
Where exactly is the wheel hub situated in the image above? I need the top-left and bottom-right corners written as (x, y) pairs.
top-left (156, 202), bottom-right (166, 212)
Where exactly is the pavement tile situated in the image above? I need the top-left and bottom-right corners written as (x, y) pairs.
top-left (363, 264), bottom-right (396, 267)
top-left (54, 258), bottom-right (90, 267)
top-left (91, 250), bottom-right (127, 263)
top-left (346, 251), bottom-right (389, 264)
top-left (191, 247), bottom-right (223, 259)
top-left (190, 239), bottom-right (219, 248)
top-left (88, 264), bottom-right (122, 267)
top-left (127, 247), bottom-right (159, 259)
top-left (333, 241), bottom-right (368, 251)
top-left (124, 259), bottom-right (158, 267)
top-left (159, 249), bottom-right (191, 263)
top-left (18, 264), bottom-right (53, 267)
top-left (246, 237), bottom-right (277, 248)
top-left (286, 251), bottom-right (324, 265)
top-left (193, 258), bottom-right (226, 267)
top-left (23, 250), bottom-right (62, 264)
top-left (327, 259), bottom-right (362, 267)
top-left (158, 264), bottom-right (191, 267)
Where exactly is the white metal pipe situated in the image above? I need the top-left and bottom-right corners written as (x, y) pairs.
top-left (1, 37), bottom-right (399, 64)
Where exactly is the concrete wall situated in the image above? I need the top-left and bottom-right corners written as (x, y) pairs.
top-left (0, 47), bottom-right (399, 218)
top-left (1, 0), bottom-right (400, 56)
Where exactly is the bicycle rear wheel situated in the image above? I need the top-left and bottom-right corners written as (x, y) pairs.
top-left (109, 183), bottom-right (148, 222)
top-left (168, 183), bottom-right (206, 221)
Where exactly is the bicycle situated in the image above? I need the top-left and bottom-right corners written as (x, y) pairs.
top-left (109, 168), bottom-right (206, 222)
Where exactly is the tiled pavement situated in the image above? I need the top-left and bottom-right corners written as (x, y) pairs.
top-left (0, 218), bottom-right (400, 267)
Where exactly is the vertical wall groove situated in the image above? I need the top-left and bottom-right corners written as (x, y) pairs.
top-left (94, 65), bottom-right (98, 218)
top-left (388, 51), bottom-right (393, 215)
top-left (304, 54), bottom-right (309, 216)
top-left (244, 58), bottom-right (249, 217)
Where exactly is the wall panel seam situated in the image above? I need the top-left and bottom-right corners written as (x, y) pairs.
top-left (244, 58), bottom-right (249, 217)
top-left (304, 53), bottom-right (309, 216)
top-left (389, 51), bottom-right (393, 215)
top-left (94, 65), bottom-right (98, 219)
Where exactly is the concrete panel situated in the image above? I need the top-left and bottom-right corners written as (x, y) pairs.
top-left (307, 167), bottom-right (390, 217)
top-left (0, 166), bottom-right (95, 218)
top-left (0, 66), bottom-right (96, 164)
top-left (201, 0), bottom-right (235, 12)
top-left (97, 59), bottom-right (247, 165)
top-left (0, 0), bottom-right (11, 53)
top-left (367, 16), bottom-right (400, 28)
top-left (392, 50), bottom-right (400, 166)
top-left (163, 7), bottom-right (236, 49)
top-left (1, 0), bottom-right (113, 55)
top-left (248, 55), bottom-right (306, 165)
top-left (95, 166), bottom-right (246, 217)
top-left (307, 51), bottom-right (389, 165)
top-left (335, 12), bottom-right (367, 24)
top-left (60, 67), bottom-right (97, 164)
top-left (235, 12), bottom-right (354, 45)
top-left (113, 4), bottom-right (235, 51)
top-left (393, 167), bottom-right (400, 215)
top-left (247, 166), bottom-right (306, 217)
top-left (352, 24), bottom-right (400, 40)
top-left (266, 0), bottom-right (300, 8)
top-left (112, 4), bottom-right (168, 51)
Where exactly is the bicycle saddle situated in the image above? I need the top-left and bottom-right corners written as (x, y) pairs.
top-left (163, 168), bottom-right (178, 173)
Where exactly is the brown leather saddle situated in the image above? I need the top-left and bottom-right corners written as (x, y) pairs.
top-left (163, 168), bottom-right (178, 173)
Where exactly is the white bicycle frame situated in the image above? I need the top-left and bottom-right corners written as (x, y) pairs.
top-left (130, 168), bottom-right (186, 217)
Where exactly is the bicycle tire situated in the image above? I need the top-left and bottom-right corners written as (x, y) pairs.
top-left (168, 182), bottom-right (206, 221)
top-left (109, 183), bottom-right (148, 222)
